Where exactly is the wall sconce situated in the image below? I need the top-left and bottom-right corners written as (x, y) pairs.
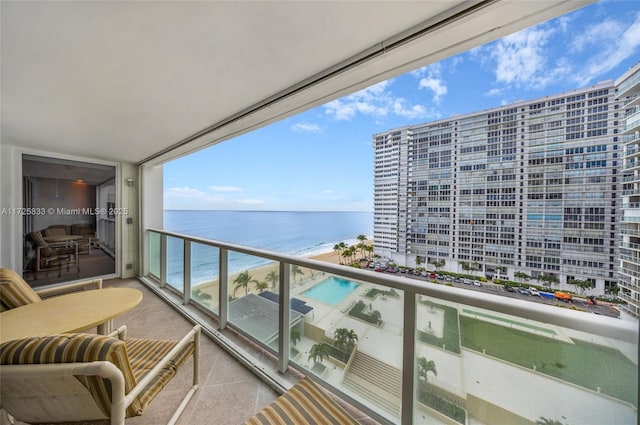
top-left (125, 178), bottom-right (134, 187)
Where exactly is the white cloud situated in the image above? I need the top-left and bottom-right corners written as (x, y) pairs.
top-left (323, 79), bottom-right (432, 121)
top-left (164, 186), bottom-right (226, 207)
top-left (571, 19), bottom-right (621, 53)
top-left (485, 88), bottom-right (503, 97)
top-left (490, 25), bottom-right (564, 89)
top-left (571, 13), bottom-right (640, 85)
top-left (392, 99), bottom-right (428, 119)
top-left (165, 186), bottom-right (207, 198)
top-left (412, 63), bottom-right (448, 104)
top-left (418, 77), bottom-right (447, 103)
top-left (209, 185), bottom-right (243, 192)
top-left (291, 122), bottom-right (322, 133)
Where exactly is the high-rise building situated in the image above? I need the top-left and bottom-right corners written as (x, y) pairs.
top-left (373, 81), bottom-right (622, 295)
top-left (617, 62), bottom-right (640, 318)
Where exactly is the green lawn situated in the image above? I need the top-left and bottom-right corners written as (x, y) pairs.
top-left (460, 316), bottom-right (638, 405)
top-left (417, 299), bottom-right (461, 354)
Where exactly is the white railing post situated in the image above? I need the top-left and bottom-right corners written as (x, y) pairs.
top-left (160, 233), bottom-right (167, 288)
top-left (401, 290), bottom-right (417, 425)
top-left (183, 240), bottom-right (191, 305)
top-left (219, 248), bottom-right (228, 330)
top-left (278, 261), bottom-right (291, 374)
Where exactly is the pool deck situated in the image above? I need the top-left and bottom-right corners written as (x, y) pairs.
top-left (289, 273), bottom-right (637, 425)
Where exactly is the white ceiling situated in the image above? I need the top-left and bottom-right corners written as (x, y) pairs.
top-left (22, 155), bottom-right (115, 186)
top-left (1, 1), bottom-right (591, 166)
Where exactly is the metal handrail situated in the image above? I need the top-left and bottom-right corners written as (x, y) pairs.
top-left (147, 228), bottom-right (637, 343)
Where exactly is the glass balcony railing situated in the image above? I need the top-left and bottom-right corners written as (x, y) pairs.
top-left (144, 228), bottom-right (638, 425)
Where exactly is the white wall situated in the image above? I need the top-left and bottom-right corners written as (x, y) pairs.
top-left (139, 164), bottom-right (163, 277)
top-left (120, 163), bottom-right (140, 279)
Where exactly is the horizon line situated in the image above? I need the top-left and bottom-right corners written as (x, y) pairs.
top-left (163, 209), bottom-right (374, 213)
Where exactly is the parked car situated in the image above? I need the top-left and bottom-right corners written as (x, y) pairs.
top-left (503, 285), bottom-right (515, 292)
top-left (437, 274), bottom-right (445, 280)
top-left (472, 280), bottom-right (482, 287)
top-left (453, 277), bottom-right (462, 284)
top-left (445, 275), bottom-right (453, 282)
top-left (528, 287), bottom-right (540, 296)
top-left (516, 287), bottom-right (530, 295)
top-left (462, 278), bottom-right (471, 285)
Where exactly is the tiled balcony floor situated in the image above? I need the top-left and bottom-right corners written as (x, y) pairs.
top-left (10, 278), bottom-right (378, 425)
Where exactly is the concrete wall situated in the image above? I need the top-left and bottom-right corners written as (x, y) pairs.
top-left (139, 164), bottom-right (163, 277)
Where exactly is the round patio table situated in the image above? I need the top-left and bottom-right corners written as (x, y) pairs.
top-left (0, 287), bottom-right (142, 342)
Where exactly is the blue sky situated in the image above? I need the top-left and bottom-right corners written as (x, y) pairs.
top-left (164, 0), bottom-right (640, 212)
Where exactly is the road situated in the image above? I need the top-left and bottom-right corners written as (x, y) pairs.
top-left (375, 269), bottom-right (621, 318)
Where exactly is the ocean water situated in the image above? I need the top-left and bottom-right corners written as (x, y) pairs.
top-left (163, 210), bottom-right (373, 285)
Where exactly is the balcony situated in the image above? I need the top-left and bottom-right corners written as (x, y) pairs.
top-left (3, 1), bottom-right (635, 424)
top-left (129, 228), bottom-right (638, 425)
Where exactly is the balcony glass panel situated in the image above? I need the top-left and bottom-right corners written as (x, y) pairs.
top-left (166, 235), bottom-right (184, 291)
top-left (290, 277), bottom-right (405, 422)
top-left (144, 230), bottom-right (638, 425)
top-left (149, 231), bottom-right (160, 278)
top-left (227, 253), bottom-right (281, 344)
top-left (413, 297), bottom-right (637, 425)
top-left (190, 242), bottom-right (219, 313)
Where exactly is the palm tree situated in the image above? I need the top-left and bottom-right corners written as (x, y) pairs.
top-left (345, 329), bottom-right (358, 351)
top-left (334, 328), bottom-right (348, 351)
top-left (333, 243), bottom-right (342, 262)
top-left (415, 256), bottom-right (422, 268)
top-left (430, 259), bottom-right (445, 271)
top-left (342, 247), bottom-right (355, 265)
top-left (308, 343), bottom-right (329, 365)
top-left (291, 327), bottom-right (301, 348)
top-left (290, 264), bottom-right (304, 283)
top-left (539, 274), bottom-right (559, 289)
top-left (417, 356), bottom-right (437, 383)
top-left (233, 270), bottom-right (258, 295)
top-left (357, 234), bottom-right (367, 259)
top-left (255, 280), bottom-right (269, 292)
top-left (568, 279), bottom-right (594, 295)
top-left (364, 244), bottom-right (374, 260)
top-left (514, 271), bottom-right (530, 283)
top-left (265, 270), bottom-right (279, 292)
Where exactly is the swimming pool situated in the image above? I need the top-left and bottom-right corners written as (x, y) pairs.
top-left (302, 276), bottom-right (359, 306)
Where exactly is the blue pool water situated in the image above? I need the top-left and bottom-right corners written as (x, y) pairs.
top-left (302, 277), bottom-right (360, 306)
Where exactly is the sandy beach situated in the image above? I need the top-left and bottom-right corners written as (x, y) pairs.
top-left (192, 241), bottom-right (371, 304)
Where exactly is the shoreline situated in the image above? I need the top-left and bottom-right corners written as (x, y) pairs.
top-left (191, 241), bottom-right (371, 303)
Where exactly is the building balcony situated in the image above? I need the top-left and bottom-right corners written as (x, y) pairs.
top-left (623, 113), bottom-right (640, 135)
top-left (121, 228), bottom-right (638, 425)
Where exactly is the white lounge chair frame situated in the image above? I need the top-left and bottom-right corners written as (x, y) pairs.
top-left (0, 325), bottom-right (200, 425)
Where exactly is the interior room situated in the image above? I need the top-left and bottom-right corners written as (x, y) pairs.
top-left (21, 155), bottom-right (116, 286)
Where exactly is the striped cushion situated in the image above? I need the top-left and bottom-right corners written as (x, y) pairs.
top-left (0, 268), bottom-right (42, 309)
top-left (0, 333), bottom-right (142, 418)
top-left (245, 378), bottom-right (359, 425)
top-left (125, 337), bottom-right (195, 411)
